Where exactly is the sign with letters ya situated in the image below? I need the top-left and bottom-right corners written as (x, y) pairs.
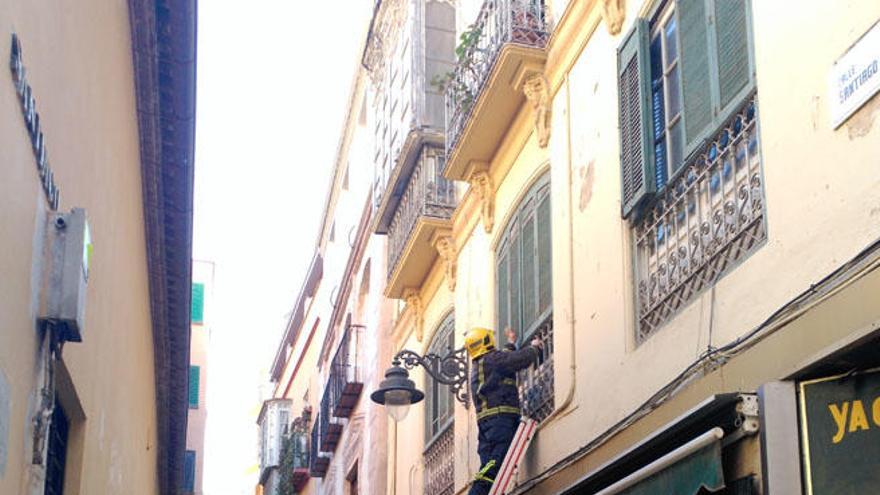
top-left (799, 368), bottom-right (880, 494)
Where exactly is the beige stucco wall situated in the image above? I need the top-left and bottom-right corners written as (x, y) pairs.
top-left (524, 0), bottom-right (880, 480)
top-left (387, 0), bottom-right (880, 493)
top-left (0, 2), bottom-right (162, 495)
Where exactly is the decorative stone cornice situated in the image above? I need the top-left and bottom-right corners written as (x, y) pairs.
top-left (466, 163), bottom-right (495, 234)
top-left (601, 0), bottom-right (625, 36)
top-left (433, 231), bottom-right (457, 292)
top-left (523, 74), bottom-right (552, 148)
top-left (403, 288), bottom-right (424, 342)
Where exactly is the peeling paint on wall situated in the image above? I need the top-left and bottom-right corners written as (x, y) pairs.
top-left (847, 93), bottom-right (880, 139)
top-left (579, 160), bottom-right (596, 212)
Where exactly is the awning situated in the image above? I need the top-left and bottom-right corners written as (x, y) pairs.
top-left (596, 428), bottom-right (725, 495)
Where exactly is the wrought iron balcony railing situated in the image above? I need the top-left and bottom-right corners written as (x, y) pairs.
top-left (518, 315), bottom-right (554, 422)
top-left (280, 429), bottom-right (309, 491)
top-left (634, 94), bottom-right (765, 342)
top-left (387, 146), bottom-right (456, 281)
top-left (308, 415), bottom-right (330, 478)
top-left (318, 386), bottom-right (343, 453)
top-left (444, 0), bottom-right (549, 159)
top-left (328, 324), bottom-right (364, 418)
top-left (424, 422), bottom-right (455, 495)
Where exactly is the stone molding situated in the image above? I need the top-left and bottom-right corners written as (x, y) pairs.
top-left (433, 231), bottom-right (457, 292)
top-left (523, 74), bottom-right (552, 148)
top-left (601, 0), bottom-right (625, 36)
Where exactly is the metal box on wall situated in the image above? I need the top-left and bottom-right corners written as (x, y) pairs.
top-left (38, 208), bottom-right (91, 342)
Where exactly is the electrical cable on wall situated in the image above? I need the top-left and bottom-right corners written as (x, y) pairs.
top-left (513, 236), bottom-right (880, 493)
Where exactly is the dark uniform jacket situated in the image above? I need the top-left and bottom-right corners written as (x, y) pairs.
top-left (471, 343), bottom-right (541, 423)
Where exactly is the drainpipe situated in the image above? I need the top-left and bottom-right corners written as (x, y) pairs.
top-left (542, 74), bottom-right (577, 426)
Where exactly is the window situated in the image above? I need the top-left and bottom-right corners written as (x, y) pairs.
top-left (424, 314), bottom-right (455, 495)
top-left (191, 283), bottom-right (204, 324)
top-left (495, 173), bottom-right (552, 344)
top-left (618, 0), bottom-right (765, 341)
top-left (183, 450), bottom-right (196, 493)
top-left (425, 313), bottom-right (455, 442)
top-left (618, 0), bottom-right (755, 217)
top-left (188, 366), bottom-right (200, 409)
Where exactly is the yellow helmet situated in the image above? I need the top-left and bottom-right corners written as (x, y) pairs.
top-left (464, 327), bottom-right (496, 359)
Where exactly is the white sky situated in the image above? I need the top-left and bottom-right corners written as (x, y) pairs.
top-left (193, 2), bottom-right (373, 494)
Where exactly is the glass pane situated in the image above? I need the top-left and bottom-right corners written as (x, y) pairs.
top-left (669, 121), bottom-right (684, 173)
top-left (664, 16), bottom-right (678, 63)
top-left (509, 232), bottom-right (522, 339)
top-left (666, 65), bottom-right (681, 118)
top-left (654, 140), bottom-right (668, 190)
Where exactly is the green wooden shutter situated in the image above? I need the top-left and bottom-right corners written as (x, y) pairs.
top-left (521, 209), bottom-right (537, 334)
top-left (713, 0), bottom-right (754, 118)
top-left (536, 191), bottom-right (552, 316)
top-left (617, 19), bottom-right (655, 218)
top-left (678, 0), bottom-right (713, 155)
top-left (496, 251), bottom-right (509, 339)
top-left (188, 366), bottom-right (200, 408)
top-left (191, 283), bottom-right (205, 324)
top-left (509, 227), bottom-right (522, 341)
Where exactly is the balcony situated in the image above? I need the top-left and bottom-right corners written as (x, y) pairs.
top-left (308, 415), bottom-right (331, 478)
top-left (518, 315), bottom-right (554, 422)
top-left (370, 0), bottom-right (456, 234)
top-left (633, 95), bottom-right (765, 342)
top-left (257, 399), bottom-right (291, 485)
top-left (385, 146), bottom-right (457, 298)
top-left (284, 430), bottom-right (309, 491)
top-left (423, 423), bottom-right (454, 495)
top-left (318, 387), bottom-right (343, 453)
top-left (443, 0), bottom-right (549, 181)
top-left (328, 324), bottom-right (364, 418)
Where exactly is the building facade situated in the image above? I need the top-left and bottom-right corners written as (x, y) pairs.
top-left (261, 0), bottom-right (880, 494)
top-left (186, 261), bottom-right (214, 495)
top-left (0, 1), bottom-right (196, 495)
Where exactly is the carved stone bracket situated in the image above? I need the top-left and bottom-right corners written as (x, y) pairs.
top-left (432, 231), bottom-right (457, 292)
top-left (601, 0), bottom-right (625, 36)
top-left (523, 74), bottom-right (552, 148)
top-left (403, 288), bottom-right (424, 343)
top-left (466, 163), bottom-right (495, 234)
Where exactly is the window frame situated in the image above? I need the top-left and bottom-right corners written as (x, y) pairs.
top-left (424, 311), bottom-right (455, 446)
top-left (495, 172), bottom-right (552, 346)
top-left (620, 0), bottom-right (757, 216)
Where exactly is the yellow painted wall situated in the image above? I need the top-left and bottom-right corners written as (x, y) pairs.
top-left (0, 2), bottom-right (162, 495)
top-left (389, 0), bottom-right (880, 492)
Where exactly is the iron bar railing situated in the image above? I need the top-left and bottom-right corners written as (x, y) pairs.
top-left (518, 315), bottom-right (554, 422)
top-left (444, 0), bottom-right (549, 159)
top-left (387, 146), bottom-right (456, 280)
top-left (423, 422), bottom-right (455, 495)
top-left (308, 415), bottom-right (329, 477)
top-left (328, 324), bottom-right (364, 418)
top-left (633, 94), bottom-right (765, 342)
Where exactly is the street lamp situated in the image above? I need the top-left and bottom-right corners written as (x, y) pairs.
top-left (370, 348), bottom-right (469, 422)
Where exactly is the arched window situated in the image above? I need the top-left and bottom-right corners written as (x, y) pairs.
top-left (424, 311), bottom-right (455, 495)
top-left (496, 173), bottom-right (552, 344)
top-left (425, 312), bottom-right (455, 441)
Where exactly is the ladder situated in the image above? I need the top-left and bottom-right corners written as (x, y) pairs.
top-left (488, 418), bottom-right (538, 495)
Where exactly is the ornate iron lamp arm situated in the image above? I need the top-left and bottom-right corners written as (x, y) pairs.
top-left (393, 347), bottom-right (469, 407)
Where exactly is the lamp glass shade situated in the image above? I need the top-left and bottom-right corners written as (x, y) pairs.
top-left (384, 389), bottom-right (412, 422)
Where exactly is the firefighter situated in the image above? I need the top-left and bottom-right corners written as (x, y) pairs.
top-left (465, 326), bottom-right (543, 495)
